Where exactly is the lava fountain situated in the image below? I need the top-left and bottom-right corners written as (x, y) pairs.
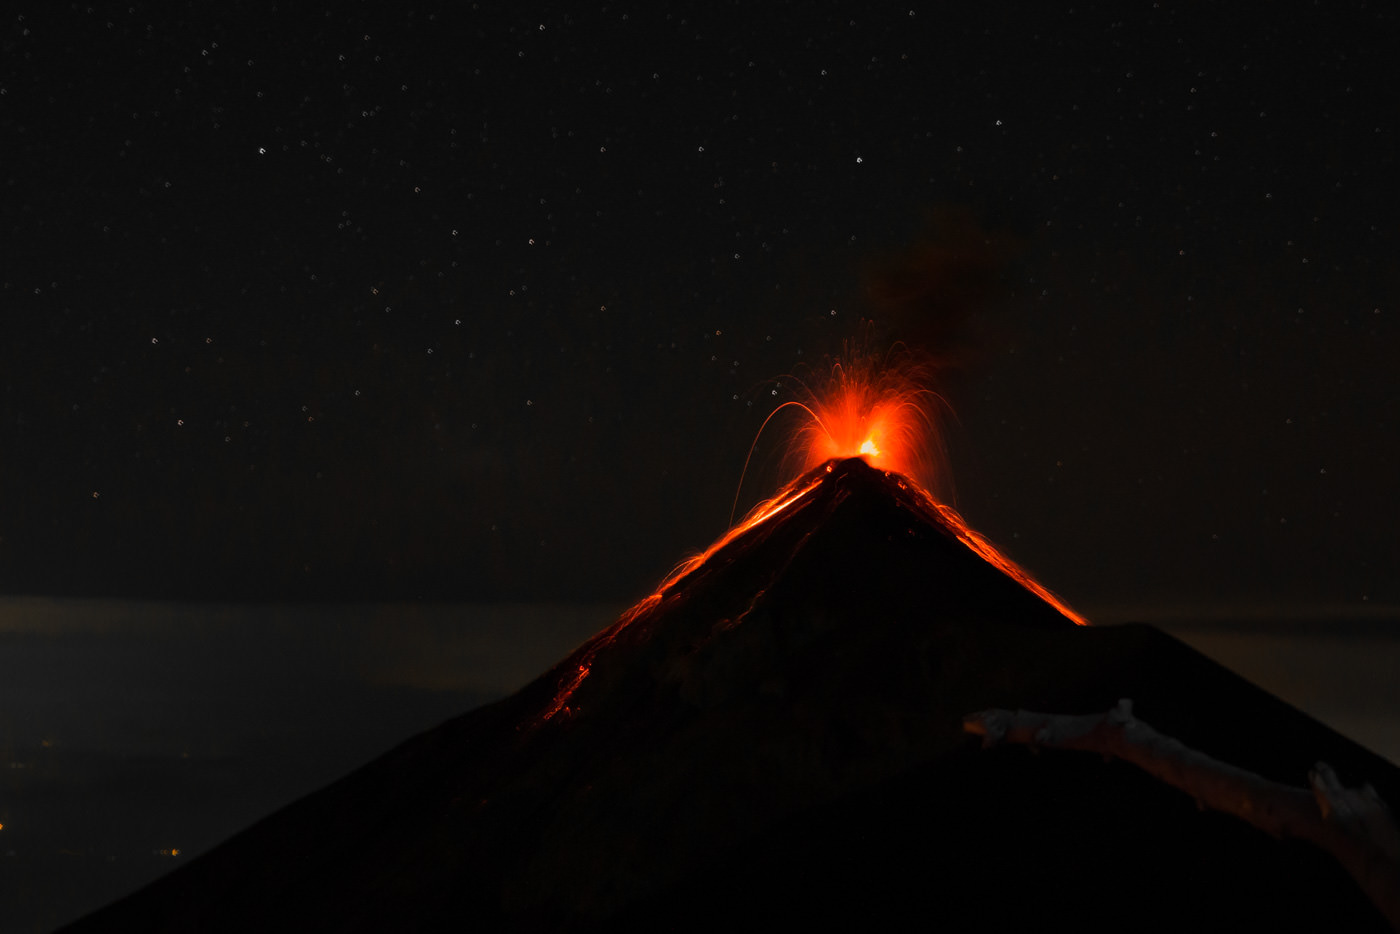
top-left (789, 355), bottom-right (939, 484)
top-left (744, 346), bottom-right (947, 500)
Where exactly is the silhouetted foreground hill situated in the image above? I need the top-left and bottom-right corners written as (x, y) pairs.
top-left (66, 459), bottom-right (1395, 931)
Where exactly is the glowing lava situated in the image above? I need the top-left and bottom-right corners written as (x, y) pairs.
top-left (787, 354), bottom-right (940, 487)
top-left (536, 472), bottom-right (826, 723)
top-left (927, 497), bottom-right (1089, 628)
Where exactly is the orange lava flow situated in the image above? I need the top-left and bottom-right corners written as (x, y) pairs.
top-left (929, 498), bottom-right (1089, 627)
top-left (656, 477), bottom-right (823, 600)
top-left (608, 473), bottom-right (826, 638)
top-left (537, 473), bottom-right (827, 723)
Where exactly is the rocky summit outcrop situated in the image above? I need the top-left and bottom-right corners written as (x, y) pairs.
top-left (67, 458), bottom-right (1396, 931)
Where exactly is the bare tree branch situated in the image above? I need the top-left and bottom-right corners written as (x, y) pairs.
top-left (964, 699), bottom-right (1400, 930)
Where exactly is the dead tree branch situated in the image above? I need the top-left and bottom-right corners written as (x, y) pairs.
top-left (963, 698), bottom-right (1400, 930)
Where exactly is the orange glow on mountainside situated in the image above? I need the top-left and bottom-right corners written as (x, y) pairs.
top-left (927, 496), bottom-right (1089, 628)
top-left (537, 473), bottom-right (826, 723)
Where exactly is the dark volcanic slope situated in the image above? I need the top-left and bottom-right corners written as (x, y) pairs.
top-left (67, 459), bottom-right (1396, 931)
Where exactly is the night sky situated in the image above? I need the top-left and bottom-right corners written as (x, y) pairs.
top-left (3, 2), bottom-right (1396, 610)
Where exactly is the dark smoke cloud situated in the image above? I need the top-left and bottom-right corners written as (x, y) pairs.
top-left (861, 206), bottom-right (1024, 372)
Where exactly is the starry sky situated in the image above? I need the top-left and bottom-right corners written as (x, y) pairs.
top-left (2, 2), bottom-right (1396, 610)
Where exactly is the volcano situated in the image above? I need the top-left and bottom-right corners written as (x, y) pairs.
top-left (67, 458), bottom-right (1395, 931)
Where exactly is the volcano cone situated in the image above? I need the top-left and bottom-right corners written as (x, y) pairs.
top-left (66, 458), bottom-right (1397, 931)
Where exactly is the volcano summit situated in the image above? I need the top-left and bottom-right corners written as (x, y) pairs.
top-left (68, 458), bottom-right (1396, 931)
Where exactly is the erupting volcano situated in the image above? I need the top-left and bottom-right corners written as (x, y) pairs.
top-left (66, 359), bottom-right (1398, 931)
